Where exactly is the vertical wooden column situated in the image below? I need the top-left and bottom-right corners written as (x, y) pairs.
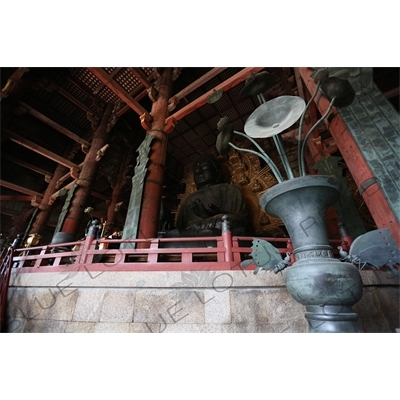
top-left (29, 163), bottom-right (69, 235)
top-left (138, 68), bottom-right (173, 241)
top-left (61, 103), bottom-right (114, 236)
top-left (105, 149), bottom-right (128, 234)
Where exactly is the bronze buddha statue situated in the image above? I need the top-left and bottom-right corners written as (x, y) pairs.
top-left (167, 154), bottom-right (249, 237)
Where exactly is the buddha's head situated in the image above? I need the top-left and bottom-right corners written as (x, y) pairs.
top-left (192, 154), bottom-right (220, 189)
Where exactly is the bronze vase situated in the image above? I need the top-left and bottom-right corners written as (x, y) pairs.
top-left (260, 175), bottom-right (363, 333)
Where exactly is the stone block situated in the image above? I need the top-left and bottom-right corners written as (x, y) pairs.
top-left (204, 290), bottom-right (231, 324)
top-left (226, 321), bottom-right (307, 333)
top-left (6, 287), bottom-right (78, 322)
top-left (353, 287), bottom-right (383, 318)
top-left (373, 287), bottom-right (400, 332)
top-left (65, 322), bottom-right (96, 333)
top-left (93, 323), bottom-right (130, 333)
top-left (175, 290), bottom-right (205, 324)
top-left (23, 319), bottom-right (68, 333)
top-left (230, 289), bottom-right (269, 324)
top-left (162, 323), bottom-right (227, 333)
top-left (230, 288), bottom-right (305, 325)
top-left (358, 316), bottom-right (393, 333)
top-left (130, 323), bottom-right (161, 333)
top-left (99, 289), bottom-right (136, 323)
top-left (134, 289), bottom-right (178, 323)
top-left (72, 289), bottom-right (107, 322)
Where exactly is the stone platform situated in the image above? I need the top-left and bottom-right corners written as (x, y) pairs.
top-left (4, 269), bottom-right (399, 333)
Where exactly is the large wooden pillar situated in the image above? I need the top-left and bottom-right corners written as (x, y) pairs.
top-left (137, 68), bottom-right (173, 241)
top-left (60, 103), bottom-right (114, 237)
top-left (29, 163), bottom-right (69, 235)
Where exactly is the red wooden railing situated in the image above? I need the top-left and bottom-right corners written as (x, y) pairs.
top-left (10, 230), bottom-right (297, 273)
top-left (1, 246), bottom-right (14, 332)
top-left (10, 229), bottom-right (343, 274)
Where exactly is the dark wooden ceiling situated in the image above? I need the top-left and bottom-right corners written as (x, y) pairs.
top-left (1, 67), bottom-right (399, 240)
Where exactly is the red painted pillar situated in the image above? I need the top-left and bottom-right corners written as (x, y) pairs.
top-left (138, 68), bottom-right (173, 241)
top-left (61, 103), bottom-right (114, 236)
top-left (29, 163), bottom-right (69, 235)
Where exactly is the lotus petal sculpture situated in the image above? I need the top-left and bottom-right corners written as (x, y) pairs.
top-left (244, 95), bottom-right (306, 138)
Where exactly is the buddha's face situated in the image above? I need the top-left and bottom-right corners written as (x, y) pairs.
top-left (193, 161), bottom-right (217, 188)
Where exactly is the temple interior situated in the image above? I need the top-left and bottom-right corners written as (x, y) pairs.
top-left (1, 67), bottom-right (399, 334)
top-left (1, 67), bottom-right (398, 243)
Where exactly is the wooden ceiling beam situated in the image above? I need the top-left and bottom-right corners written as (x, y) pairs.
top-left (19, 102), bottom-right (91, 148)
top-left (66, 75), bottom-right (97, 101)
top-left (57, 86), bottom-right (93, 114)
top-left (0, 195), bottom-right (34, 202)
top-left (1, 153), bottom-right (53, 179)
top-left (166, 67), bottom-right (265, 124)
top-left (116, 88), bottom-right (149, 117)
top-left (93, 67), bottom-right (122, 95)
top-left (0, 179), bottom-right (42, 197)
top-left (87, 67), bottom-right (148, 116)
top-left (114, 71), bottom-right (158, 117)
top-left (173, 67), bottom-right (227, 101)
top-left (128, 68), bottom-right (151, 89)
top-left (4, 128), bottom-right (81, 170)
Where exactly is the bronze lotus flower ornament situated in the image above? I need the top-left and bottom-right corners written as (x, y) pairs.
top-left (216, 68), bottom-right (356, 180)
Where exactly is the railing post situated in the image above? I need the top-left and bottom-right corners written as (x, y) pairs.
top-left (287, 239), bottom-right (295, 264)
top-left (148, 239), bottom-right (159, 264)
top-left (338, 222), bottom-right (353, 253)
top-left (78, 226), bottom-right (97, 264)
top-left (231, 236), bottom-right (241, 264)
top-left (221, 216), bottom-right (233, 262)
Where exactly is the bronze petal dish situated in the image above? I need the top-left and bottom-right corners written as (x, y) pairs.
top-left (244, 95), bottom-right (306, 138)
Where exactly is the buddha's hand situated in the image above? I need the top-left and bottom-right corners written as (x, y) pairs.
top-left (191, 199), bottom-right (221, 218)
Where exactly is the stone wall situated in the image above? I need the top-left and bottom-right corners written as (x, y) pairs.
top-left (4, 269), bottom-right (399, 333)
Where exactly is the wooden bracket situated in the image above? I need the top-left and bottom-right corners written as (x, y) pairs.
top-left (70, 166), bottom-right (80, 180)
top-left (96, 144), bottom-right (109, 161)
top-left (167, 96), bottom-right (179, 112)
top-left (147, 86), bottom-right (159, 102)
top-left (44, 174), bottom-right (53, 183)
top-left (81, 143), bottom-right (90, 154)
top-left (31, 196), bottom-right (43, 207)
top-left (140, 112), bottom-right (154, 131)
top-left (164, 117), bottom-right (178, 134)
